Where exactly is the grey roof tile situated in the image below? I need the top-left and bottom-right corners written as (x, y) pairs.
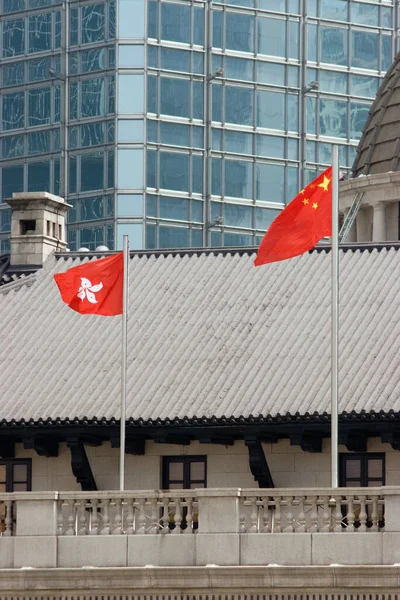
top-left (0, 246), bottom-right (400, 423)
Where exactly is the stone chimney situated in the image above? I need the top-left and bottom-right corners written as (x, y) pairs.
top-left (7, 192), bottom-right (71, 267)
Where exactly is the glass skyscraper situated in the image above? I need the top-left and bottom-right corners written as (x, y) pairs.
top-left (0, 0), bottom-right (396, 253)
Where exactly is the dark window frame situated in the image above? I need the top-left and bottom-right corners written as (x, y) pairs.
top-left (339, 452), bottom-right (385, 487)
top-left (0, 458), bottom-right (32, 492)
top-left (162, 455), bottom-right (207, 490)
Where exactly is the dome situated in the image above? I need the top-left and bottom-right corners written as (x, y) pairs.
top-left (352, 52), bottom-right (400, 177)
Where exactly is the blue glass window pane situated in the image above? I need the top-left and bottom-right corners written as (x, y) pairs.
top-left (2, 135), bottom-right (24, 159)
top-left (2, 92), bottom-right (24, 130)
top-left (2, 165), bottom-right (24, 200)
top-left (382, 35), bottom-right (392, 72)
top-left (117, 148), bottom-right (143, 188)
top-left (308, 23), bottom-right (317, 62)
top-left (70, 8), bottom-right (78, 45)
top-left (69, 127), bottom-right (78, 149)
top-left (212, 84), bottom-right (222, 122)
top-left (146, 194), bottom-right (157, 216)
top-left (146, 224), bottom-right (156, 249)
top-left (148, 75), bottom-right (157, 113)
top-left (192, 155), bottom-right (203, 193)
top-left (118, 74), bottom-right (144, 113)
top-left (147, 149), bottom-right (157, 187)
top-left (28, 14), bottom-right (51, 53)
top-left (319, 70), bottom-right (347, 94)
top-left (228, 0), bottom-right (254, 8)
top-left (306, 96), bottom-right (316, 134)
top-left (212, 158), bottom-right (221, 195)
top-left (224, 203), bottom-right (252, 228)
top-left (148, 45), bottom-right (158, 68)
top-left (147, 120), bottom-right (157, 142)
top-left (160, 196), bottom-right (189, 220)
top-left (257, 62), bottom-right (285, 85)
top-left (3, 19), bottom-right (25, 57)
top-left (109, 76), bottom-right (115, 114)
top-left (287, 165), bottom-right (298, 200)
top-left (193, 7), bottom-right (204, 46)
top-left (320, 99), bottom-right (347, 137)
top-left (224, 232), bottom-right (252, 246)
top-left (160, 78), bottom-right (190, 118)
top-left (69, 156), bottom-right (77, 193)
top-left (381, 7), bottom-right (392, 29)
top-left (191, 229), bottom-right (202, 246)
top-left (161, 3), bottom-right (190, 44)
top-left (0, 209), bottom-right (11, 233)
top-left (193, 126), bottom-right (203, 148)
top-left (288, 138), bottom-right (298, 160)
top-left (192, 200), bottom-right (202, 222)
top-left (288, 66), bottom-right (299, 87)
top-left (81, 78), bottom-right (106, 117)
top-left (350, 75), bottom-right (378, 98)
top-left (160, 152), bottom-right (189, 192)
top-left (69, 82), bottom-right (78, 120)
top-left (255, 207), bottom-right (279, 230)
top-left (320, 27), bottom-right (348, 66)
top-left (350, 103), bottom-right (369, 140)
top-left (28, 130), bottom-right (50, 154)
top-left (29, 0), bottom-right (51, 8)
top-left (226, 57), bottom-right (253, 81)
top-left (213, 11), bottom-right (222, 48)
top-left (256, 163), bottom-right (284, 202)
top-left (4, 0), bottom-right (25, 12)
top-left (55, 159), bottom-right (61, 196)
top-left (351, 2), bottom-right (378, 26)
top-left (82, 4), bottom-right (105, 44)
top-left (161, 48), bottom-right (190, 72)
top-left (3, 62), bottom-right (25, 86)
top-left (28, 56), bottom-right (51, 82)
top-left (159, 226), bottom-right (189, 248)
top-left (108, 121), bottom-right (115, 143)
top-left (80, 227), bottom-right (105, 250)
top-left (225, 86), bottom-right (253, 126)
top-left (288, 21), bottom-right (299, 59)
top-left (118, 119), bottom-right (144, 142)
top-left (211, 231), bottom-right (221, 245)
top-left (148, 0), bottom-right (158, 38)
top-left (211, 201), bottom-right (221, 221)
top-left (224, 160), bottom-right (253, 199)
top-left (256, 135), bottom-right (284, 158)
top-left (257, 90), bottom-right (285, 130)
top-left (81, 196), bottom-right (104, 221)
top-left (193, 81), bottom-right (203, 119)
top-left (109, 0), bottom-right (116, 39)
top-left (193, 52), bottom-right (204, 74)
top-left (119, 45), bottom-right (145, 69)
top-left (352, 31), bottom-right (378, 70)
top-left (160, 122), bottom-right (189, 146)
top-left (119, 0), bottom-right (145, 38)
top-left (212, 129), bottom-right (221, 150)
top-left (81, 122), bottom-right (104, 147)
top-left (82, 48), bottom-right (107, 72)
top-left (81, 152), bottom-right (104, 191)
top-left (320, 0), bottom-right (348, 21)
top-left (225, 130), bottom-right (253, 154)
top-left (28, 161), bottom-right (50, 192)
top-left (28, 88), bottom-right (51, 126)
top-left (258, 17), bottom-right (285, 57)
top-left (258, 0), bottom-right (285, 10)
top-left (288, 95), bottom-right (298, 131)
top-left (226, 13), bottom-right (254, 53)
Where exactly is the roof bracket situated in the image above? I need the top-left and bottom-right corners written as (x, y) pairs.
top-left (245, 437), bottom-right (274, 488)
top-left (291, 432), bottom-right (323, 453)
top-left (110, 436), bottom-right (146, 455)
top-left (67, 438), bottom-right (97, 491)
top-left (23, 436), bottom-right (58, 457)
top-left (0, 438), bottom-right (15, 459)
top-left (339, 431), bottom-right (367, 452)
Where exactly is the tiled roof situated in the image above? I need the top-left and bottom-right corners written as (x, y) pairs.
top-left (1, 245), bottom-right (400, 424)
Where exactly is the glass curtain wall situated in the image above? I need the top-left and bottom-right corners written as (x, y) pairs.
top-left (0, 0), bottom-right (397, 253)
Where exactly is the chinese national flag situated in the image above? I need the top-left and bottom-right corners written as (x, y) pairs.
top-left (54, 252), bottom-right (123, 316)
top-left (254, 166), bottom-right (332, 266)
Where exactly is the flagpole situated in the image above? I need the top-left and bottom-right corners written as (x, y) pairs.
top-left (119, 234), bottom-right (129, 491)
top-left (331, 145), bottom-right (339, 488)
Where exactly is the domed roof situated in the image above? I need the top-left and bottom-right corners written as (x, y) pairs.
top-left (353, 52), bottom-right (400, 177)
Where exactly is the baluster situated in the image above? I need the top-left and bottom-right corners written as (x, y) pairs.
top-left (358, 495), bottom-right (367, 532)
top-left (78, 499), bottom-right (87, 535)
top-left (261, 497), bottom-right (271, 533)
top-left (321, 496), bottom-right (330, 532)
top-left (89, 499), bottom-right (99, 535)
top-left (296, 496), bottom-right (306, 533)
top-left (125, 498), bottom-right (135, 534)
top-left (333, 496), bottom-right (343, 532)
top-left (66, 499), bottom-right (76, 536)
top-left (346, 495), bottom-right (355, 532)
top-left (101, 499), bottom-right (111, 535)
top-left (184, 497), bottom-right (193, 534)
top-left (248, 498), bottom-right (258, 533)
top-left (147, 497), bottom-right (158, 534)
top-left (161, 498), bottom-right (170, 534)
top-left (239, 499), bottom-right (247, 533)
top-left (283, 496), bottom-right (294, 533)
top-left (3, 500), bottom-right (13, 537)
top-left (309, 496), bottom-right (318, 533)
top-left (370, 496), bottom-right (379, 532)
top-left (113, 498), bottom-right (123, 534)
top-left (57, 500), bottom-right (64, 535)
top-left (136, 498), bottom-right (147, 534)
top-left (173, 498), bottom-right (182, 534)
top-left (274, 497), bottom-right (282, 533)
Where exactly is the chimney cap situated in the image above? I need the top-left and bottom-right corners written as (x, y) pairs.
top-left (7, 192), bottom-right (72, 212)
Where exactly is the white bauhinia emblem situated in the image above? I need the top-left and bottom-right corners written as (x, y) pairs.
top-left (77, 277), bottom-right (103, 304)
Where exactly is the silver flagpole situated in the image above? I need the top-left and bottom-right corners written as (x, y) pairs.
top-left (119, 234), bottom-right (129, 491)
top-left (331, 145), bottom-right (339, 488)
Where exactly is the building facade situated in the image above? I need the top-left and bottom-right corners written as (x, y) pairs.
top-left (0, 0), bottom-right (397, 254)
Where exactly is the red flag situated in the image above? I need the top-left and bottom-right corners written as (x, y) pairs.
top-left (54, 252), bottom-right (123, 316)
top-left (254, 167), bottom-right (332, 266)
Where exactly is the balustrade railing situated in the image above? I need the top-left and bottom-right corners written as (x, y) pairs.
top-left (240, 489), bottom-right (385, 533)
top-left (57, 490), bottom-right (199, 536)
top-left (0, 495), bottom-right (15, 536)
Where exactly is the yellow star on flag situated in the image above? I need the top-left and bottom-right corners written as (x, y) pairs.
top-left (302, 198), bottom-right (309, 205)
top-left (312, 202), bottom-right (318, 210)
top-left (317, 175), bottom-right (331, 192)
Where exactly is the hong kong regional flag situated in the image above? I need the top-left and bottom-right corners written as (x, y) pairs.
top-left (254, 166), bottom-right (332, 266)
top-left (54, 252), bottom-right (123, 316)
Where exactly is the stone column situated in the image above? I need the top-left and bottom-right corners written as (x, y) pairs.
top-left (372, 203), bottom-right (386, 242)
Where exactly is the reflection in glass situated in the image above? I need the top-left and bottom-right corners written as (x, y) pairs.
top-left (320, 27), bottom-right (348, 66)
top-left (3, 61), bottom-right (25, 86)
top-left (81, 122), bottom-right (104, 147)
top-left (2, 135), bottom-right (24, 159)
top-left (352, 31), bottom-right (378, 70)
top-left (160, 78), bottom-right (190, 118)
top-left (82, 4), bottom-right (105, 44)
top-left (81, 152), bottom-right (104, 191)
top-left (3, 19), bottom-right (25, 57)
top-left (319, 70), bottom-right (347, 94)
top-left (2, 92), bottom-right (25, 130)
top-left (28, 161), bottom-right (50, 192)
top-left (161, 3), bottom-right (190, 44)
top-left (81, 78), bottom-right (106, 118)
top-left (225, 86), bottom-right (253, 126)
top-left (28, 130), bottom-right (50, 155)
top-left (350, 103), bottom-right (369, 140)
top-left (257, 61), bottom-right (285, 85)
top-left (160, 197), bottom-right (189, 221)
top-left (81, 48), bottom-right (107, 73)
top-left (212, 10), bottom-right (222, 48)
top-left (226, 13), bottom-right (254, 53)
top-left (148, 0), bottom-right (158, 38)
top-left (350, 75), bottom-right (378, 98)
top-left (225, 130), bottom-right (252, 154)
top-left (255, 207), bottom-right (279, 230)
top-left (2, 165), bottom-right (24, 200)
top-left (159, 226), bottom-right (189, 248)
top-left (320, 0), bottom-right (348, 21)
top-left (147, 150), bottom-right (157, 188)
top-left (160, 152), bottom-right (189, 191)
top-left (192, 155), bottom-right (203, 193)
top-left (193, 7), bottom-right (204, 46)
top-left (256, 135), bottom-right (284, 158)
top-left (319, 99), bottom-right (347, 137)
top-left (161, 48), bottom-right (190, 73)
top-left (225, 159), bottom-right (253, 199)
top-left (256, 163), bottom-right (285, 202)
top-left (224, 232), bottom-right (252, 246)
top-left (226, 57), bottom-right (253, 81)
top-left (160, 122), bottom-right (189, 147)
top-left (4, 0), bottom-right (25, 11)
top-left (258, 16), bottom-right (285, 57)
top-left (28, 88), bottom-right (51, 127)
top-left (28, 14), bottom-right (51, 53)
top-left (81, 196), bottom-right (104, 221)
top-left (224, 203), bottom-right (252, 228)
top-left (257, 90), bottom-right (284, 130)
top-left (351, 2), bottom-right (378, 26)
top-left (28, 57), bottom-right (51, 82)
